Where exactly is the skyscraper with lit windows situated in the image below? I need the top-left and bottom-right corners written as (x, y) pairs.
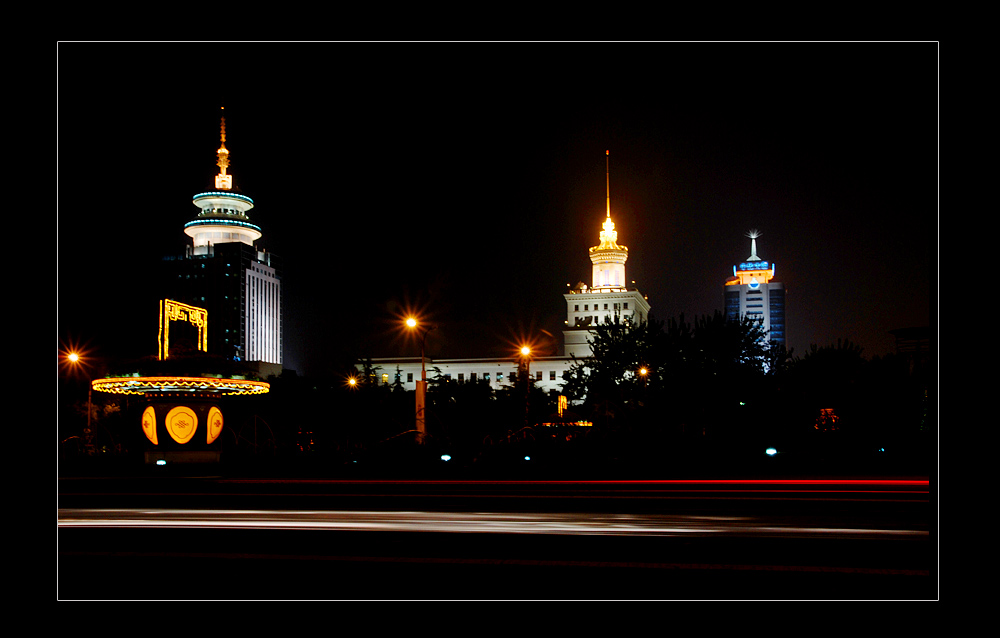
top-left (159, 112), bottom-right (283, 376)
top-left (724, 230), bottom-right (785, 349)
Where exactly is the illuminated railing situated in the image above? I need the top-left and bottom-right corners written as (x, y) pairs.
top-left (192, 191), bottom-right (255, 206)
top-left (185, 218), bottom-right (262, 232)
top-left (92, 376), bottom-right (270, 396)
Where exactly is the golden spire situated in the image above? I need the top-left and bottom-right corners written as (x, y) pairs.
top-left (215, 107), bottom-right (232, 190)
top-left (595, 150), bottom-right (623, 251)
top-left (606, 150), bottom-right (611, 219)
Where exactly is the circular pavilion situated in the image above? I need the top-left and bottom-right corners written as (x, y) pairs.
top-left (92, 374), bottom-right (270, 465)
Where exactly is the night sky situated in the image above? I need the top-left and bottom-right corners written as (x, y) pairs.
top-left (57, 42), bottom-right (937, 378)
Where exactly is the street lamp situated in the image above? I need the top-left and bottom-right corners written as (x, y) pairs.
top-left (518, 346), bottom-right (532, 428)
top-left (638, 367), bottom-right (648, 389)
top-left (405, 317), bottom-right (437, 443)
top-left (64, 351), bottom-right (95, 455)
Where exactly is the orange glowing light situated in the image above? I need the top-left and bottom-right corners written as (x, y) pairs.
top-left (520, 346), bottom-right (531, 357)
top-left (406, 317), bottom-right (417, 328)
top-left (141, 406), bottom-right (158, 445)
top-left (165, 406), bottom-right (198, 445)
top-left (207, 406), bottom-right (223, 444)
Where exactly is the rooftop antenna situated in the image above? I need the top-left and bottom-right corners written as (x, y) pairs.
top-left (746, 229), bottom-right (761, 261)
top-left (215, 106), bottom-right (232, 190)
top-left (606, 150), bottom-right (611, 219)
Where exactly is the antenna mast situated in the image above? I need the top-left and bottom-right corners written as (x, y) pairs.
top-left (606, 150), bottom-right (611, 218)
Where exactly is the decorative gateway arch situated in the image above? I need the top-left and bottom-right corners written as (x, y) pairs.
top-left (158, 299), bottom-right (208, 360)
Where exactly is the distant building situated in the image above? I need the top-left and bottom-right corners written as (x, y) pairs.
top-left (723, 230), bottom-right (785, 350)
top-left (159, 113), bottom-right (283, 377)
top-left (365, 152), bottom-right (650, 395)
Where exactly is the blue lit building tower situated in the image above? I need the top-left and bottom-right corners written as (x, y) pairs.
top-left (160, 111), bottom-right (283, 376)
top-left (724, 230), bottom-right (785, 349)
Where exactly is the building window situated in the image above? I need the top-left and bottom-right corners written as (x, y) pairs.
top-left (458, 373), bottom-right (465, 382)
top-left (574, 304), bottom-right (579, 311)
top-left (484, 373), bottom-right (490, 381)
top-left (623, 303), bottom-right (629, 309)
top-left (471, 372), bottom-right (477, 381)
top-left (604, 303), bottom-right (608, 310)
top-left (407, 373), bottom-right (413, 383)
top-left (550, 370), bottom-right (556, 380)
top-left (536, 371), bottom-right (542, 381)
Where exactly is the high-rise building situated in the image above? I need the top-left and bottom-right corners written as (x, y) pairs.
top-left (723, 230), bottom-right (785, 349)
top-left (159, 112), bottom-right (283, 375)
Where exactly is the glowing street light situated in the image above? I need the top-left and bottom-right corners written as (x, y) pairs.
top-left (518, 345), bottom-right (533, 427)
top-left (64, 351), bottom-right (95, 455)
top-left (405, 317), bottom-right (437, 444)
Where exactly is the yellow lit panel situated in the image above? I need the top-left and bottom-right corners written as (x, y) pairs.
top-left (207, 406), bottom-right (223, 444)
top-left (142, 406), bottom-right (158, 445)
top-left (165, 406), bottom-right (198, 445)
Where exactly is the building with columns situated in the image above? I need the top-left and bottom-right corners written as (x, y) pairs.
top-left (366, 152), bottom-right (650, 396)
top-left (159, 112), bottom-right (283, 377)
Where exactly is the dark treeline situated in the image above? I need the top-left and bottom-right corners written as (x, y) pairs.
top-left (257, 312), bottom-right (930, 475)
top-left (62, 313), bottom-right (932, 476)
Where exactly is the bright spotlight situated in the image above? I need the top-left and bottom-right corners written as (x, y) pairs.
top-left (156, 459), bottom-right (167, 466)
top-left (405, 317), bottom-right (417, 328)
top-left (440, 454), bottom-right (452, 462)
top-left (765, 447), bottom-right (777, 456)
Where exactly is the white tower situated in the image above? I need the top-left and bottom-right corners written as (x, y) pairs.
top-left (724, 230), bottom-right (786, 349)
top-left (185, 114), bottom-right (262, 252)
top-left (563, 151), bottom-right (651, 358)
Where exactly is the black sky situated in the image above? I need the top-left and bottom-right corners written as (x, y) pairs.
top-left (57, 42), bottom-right (937, 378)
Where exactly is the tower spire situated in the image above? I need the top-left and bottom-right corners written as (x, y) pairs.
top-left (747, 229), bottom-right (761, 261)
top-left (606, 150), bottom-right (611, 218)
top-left (215, 107), bottom-right (232, 190)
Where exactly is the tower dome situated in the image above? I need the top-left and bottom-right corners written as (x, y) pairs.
top-left (184, 110), bottom-right (262, 248)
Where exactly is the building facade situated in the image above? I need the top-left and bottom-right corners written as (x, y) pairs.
top-left (159, 114), bottom-right (283, 374)
top-left (723, 230), bottom-right (785, 349)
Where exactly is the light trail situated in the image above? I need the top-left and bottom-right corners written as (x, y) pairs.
top-left (57, 508), bottom-right (927, 539)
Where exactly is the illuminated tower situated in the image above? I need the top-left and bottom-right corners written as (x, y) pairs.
top-left (563, 151), bottom-right (651, 358)
top-left (724, 230), bottom-right (785, 349)
top-left (160, 110), bottom-right (283, 373)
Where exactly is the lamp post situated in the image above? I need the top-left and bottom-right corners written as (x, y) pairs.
top-left (406, 318), bottom-right (436, 444)
top-left (519, 346), bottom-right (531, 428)
top-left (65, 352), bottom-right (95, 455)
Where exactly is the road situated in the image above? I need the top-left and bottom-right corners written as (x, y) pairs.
top-left (57, 475), bottom-right (935, 600)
